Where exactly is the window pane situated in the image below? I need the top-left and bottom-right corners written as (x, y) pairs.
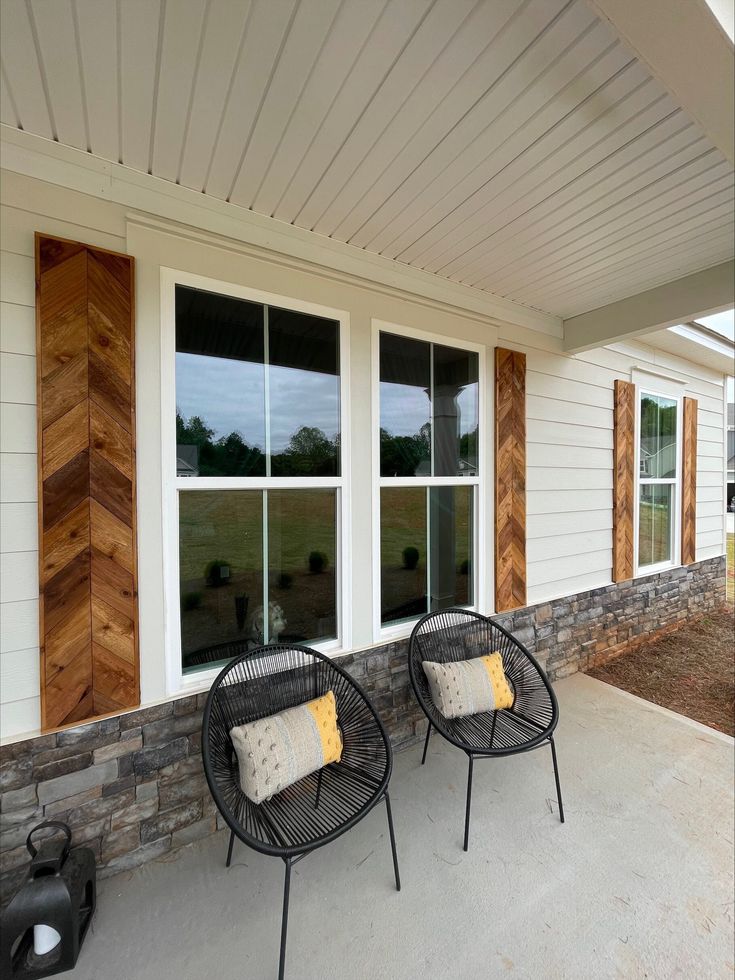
top-left (429, 485), bottom-right (473, 609)
top-left (381, 487), bottom-right (427, 624)
top-left (175, 285), bottom-right (266, 477)
top-left (268, 308), bottom-right (340, 476)
top-left (640, 394), bottom-right (677, 478)
top-left (380, 333), bottom-right (431, 476)
top-left (638, 484), bottom-right (673, 567)
top-left (433, 345), bottom-right (479, 477)
top-left (179, 491), bottom-right (263, 673)
top-left (267, 489), bottom-right (337, 643)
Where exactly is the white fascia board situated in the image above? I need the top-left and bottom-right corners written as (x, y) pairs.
top-left (0, 125), bottom-right (562, 338)
top-left (587, 0), bottom-right (735, 165)
top-left (563, 260), bottom-right (735, 353)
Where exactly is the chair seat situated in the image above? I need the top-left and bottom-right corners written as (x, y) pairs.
top-left (439, 704), bottom-right (555, 755)
top-left (228, 761), bottom-right (385, 853)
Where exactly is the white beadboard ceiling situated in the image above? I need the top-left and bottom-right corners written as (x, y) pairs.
top-left (1, 0), bottom-right (733, 319)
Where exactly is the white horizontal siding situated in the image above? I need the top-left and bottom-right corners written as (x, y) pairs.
top-left (508, 334), bottom-right (726, 604)
top-left (0, 180), bottom-right (126, 739)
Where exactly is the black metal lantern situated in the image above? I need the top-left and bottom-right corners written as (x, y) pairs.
top-left (0, 821), bottom-right (96, 979)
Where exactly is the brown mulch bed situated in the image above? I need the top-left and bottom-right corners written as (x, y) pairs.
top-left (586, 610), bottom-right (735, 736)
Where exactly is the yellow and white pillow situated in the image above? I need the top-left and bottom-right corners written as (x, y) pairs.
top-left (422, 653), bottom-right (514, 720)
top-left (230, 690), bottom-right (343, 804)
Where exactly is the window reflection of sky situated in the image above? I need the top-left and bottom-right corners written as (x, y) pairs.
top-left (176, 353), bottom-right (339, 451)
top-left (380, 381), bottom-right (478, 439)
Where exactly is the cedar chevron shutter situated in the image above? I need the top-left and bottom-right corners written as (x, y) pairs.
top-left (681, 396), bottom-right (698, 565)
top-left (613, 379), bottom-right (635, 582)
top-left (494, 347), bottom-right (526, 611)
top-left (36, 234), bottom-right (139, 730)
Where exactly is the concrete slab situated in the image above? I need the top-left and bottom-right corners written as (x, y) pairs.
top-left (73, 674), bottom-right (734, 980)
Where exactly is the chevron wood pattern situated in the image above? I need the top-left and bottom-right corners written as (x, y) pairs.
top-left (613, 379), bottom-right (635, 583)
top-left (36, 234), bottom-right (139, 730)
top-left (681, 396), bottom-right (698, 565)
top-left (495, 347), bottom-right (526, 612)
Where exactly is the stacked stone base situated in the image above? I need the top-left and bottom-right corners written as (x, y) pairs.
top-left (1, 556), bottom-right (725, 903)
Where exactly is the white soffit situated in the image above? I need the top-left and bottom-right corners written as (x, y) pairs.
top-left (0, 0), bottom-right (733, 321)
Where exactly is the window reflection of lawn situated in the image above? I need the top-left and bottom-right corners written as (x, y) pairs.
top-left (179, 491), bottom-right (336, 657)
top-left (638, 500), bottom-right (672, 565)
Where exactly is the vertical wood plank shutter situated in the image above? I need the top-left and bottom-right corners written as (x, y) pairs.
top-left (613, 379), bottom-right (635, 582)
top-left (495, 347), bottom-right (526, 611)
top-left (681, 396), bottom-right (698, 565)
top-left (36, 234), bottom-right (139, 730)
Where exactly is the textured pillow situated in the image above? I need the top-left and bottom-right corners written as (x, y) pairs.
top-left (230, 690), bottom-right (343, 804)
top-left (423, 653), bottom-right (514, 719)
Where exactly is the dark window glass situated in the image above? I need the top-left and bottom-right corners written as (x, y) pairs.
top-left (268, 489), bottom-right (337, 643)
top-left (433, 345), bottom-right (479, 477)
top-left (429, 485), bottom-right (473, 609)
top-left (380, 486), bottom-right (475, 625)
top-left (175, 286), bottom-right (340, 478)
top-left (380, 334), bottom-right (431, 477)
top-left (380, 487), bottom-right (427, 624)
top-left (179, 491), bottom-right (263, 673)
top-left (638, 484), bottom-right (673, 567)
top-left (639, 394), bottom-right (677, 479)
top-left (268, 308), bottom-right (340, 476)
top-left (176, 286), bottom-right (266, 477)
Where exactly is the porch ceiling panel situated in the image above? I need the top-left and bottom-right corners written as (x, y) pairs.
top-left (1, 0), bottom-right (733, 320)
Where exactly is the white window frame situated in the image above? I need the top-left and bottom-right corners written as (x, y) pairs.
top-left (634, 384), bottom-right (683, 576)
top-left (371, 319), bottom-right (486, 643)
top-left (161, 268), bottom-right (351, 696)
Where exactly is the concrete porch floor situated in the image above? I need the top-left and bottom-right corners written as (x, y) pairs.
top-left (73, 674), bottom-right (733, 980)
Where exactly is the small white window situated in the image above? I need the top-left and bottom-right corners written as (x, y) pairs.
top-left (636, 388), bottom-right (681, 573)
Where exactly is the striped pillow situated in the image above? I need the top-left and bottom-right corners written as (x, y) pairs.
top-left (230, 690), bottom-right (343, 805)
top-left (423, 653), bottom-right (514, 719)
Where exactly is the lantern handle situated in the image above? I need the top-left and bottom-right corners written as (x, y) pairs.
top-left (26, 821), bottom-right (72, 860)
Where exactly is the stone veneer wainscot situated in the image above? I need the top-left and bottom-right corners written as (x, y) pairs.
top-left (0, 555), bottom-right (726, 903)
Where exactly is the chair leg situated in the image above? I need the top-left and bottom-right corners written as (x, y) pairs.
top-left (549, 736), bottom-right (565, 824)
top-left (383, 792), bottom-right (401, 892)
top-left (421, 721), bottom-right (432, 765)
top-left (315, 768), bottom-right (324, 809)
top-left (463, 756), bottom-right (474, 852)
top-left (278, 858), bottom-right (292, 980)
top-left (226, 829), bottom-right (235, 868)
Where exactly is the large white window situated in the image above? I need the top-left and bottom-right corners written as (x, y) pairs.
top-left (636, 388), bottom-right (681, 573)
top-left (162, 271), bottom-right (349, 692)
top-left (373, 322), bottom-right (483, 638)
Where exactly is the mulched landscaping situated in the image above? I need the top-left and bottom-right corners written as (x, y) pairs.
top-left (586, 608), bottom-right (735, 736)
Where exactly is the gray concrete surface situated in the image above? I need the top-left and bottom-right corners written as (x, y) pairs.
top-left (73, 674), bottom-right (734, 980)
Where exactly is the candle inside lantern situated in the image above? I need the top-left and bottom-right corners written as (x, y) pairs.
top-left (33, 923), bottom-right (61, 955)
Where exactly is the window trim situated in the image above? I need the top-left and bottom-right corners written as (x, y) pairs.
top-left (371, 319), bottom-right (486, 643)
top-left (634, 384), bottom-right (683, 577)
top-left (161, 268), bottom-right (351, 696)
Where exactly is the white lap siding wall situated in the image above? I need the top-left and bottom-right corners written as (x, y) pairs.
top-left (0, 168), bottom-right (727, 739)
top-left (500, 332), bottom-right (727, 605)
top-left (0, 172), bottom-right (128, 737)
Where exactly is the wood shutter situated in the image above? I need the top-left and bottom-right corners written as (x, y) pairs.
top-left (495, 347), bottom-right (526, 611)
top-left (36, 234), bottom-right (139, 730)
top-left (681, 396), bottom-right (698, 565)
top-left (613, 379), bottom-right (635, 582)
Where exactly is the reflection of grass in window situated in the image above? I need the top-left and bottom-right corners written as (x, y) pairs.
top-left (380, 487), bottom-right (471, 618)
top-left (639, 500), bottom-right (671, 565)
top-left (179, 490), bottom-right (337, 652)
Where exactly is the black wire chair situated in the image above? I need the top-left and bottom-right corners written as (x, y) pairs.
top-left (201, 643), bottom-right (401, 980)
top-left (408, 608), bottom-right (564, 851)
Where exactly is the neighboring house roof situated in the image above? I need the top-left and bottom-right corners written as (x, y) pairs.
top-left (176, 444), bottom-right (199, 477)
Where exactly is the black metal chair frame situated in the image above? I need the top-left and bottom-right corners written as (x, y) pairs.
top-left (201, 643), bottom-right (400, 980)
top-left (408, 608), bottom-right (564, 851)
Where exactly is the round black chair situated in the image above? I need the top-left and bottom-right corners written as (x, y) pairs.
top-left (202, 643), bottom-right (400, 980)
top-left (408, 608), bottom-right (564, 851)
